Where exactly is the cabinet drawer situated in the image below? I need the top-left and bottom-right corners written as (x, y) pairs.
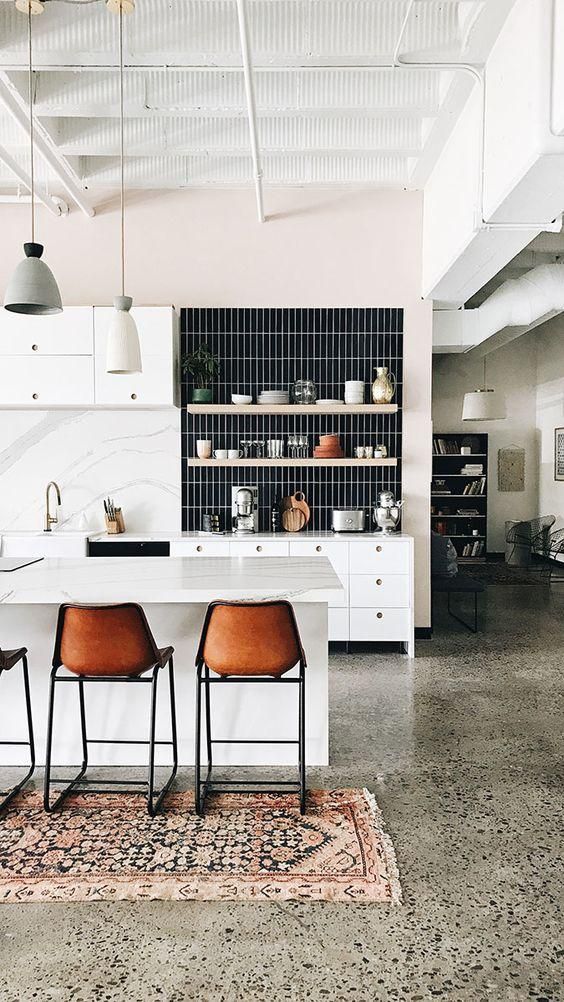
top-left (288, 539), bottom-right (348, 575)
top-left (94, 354), bottom-right (175, 406)
top-left (231, 540), bottom-right (289, 557)
top-left (0, 355), bottom-right (94, 406)
top-left (350, 574), bottom-right (410, 608)
top-left (329, 609), bottom-right (349, 641)
top-left (170, 539), bottom-right (230, 557)
top-left (350, 608), bottom-right (410, 642)
top-left (0, 307), bottom-right (93, 355)
top-left (349, 539), bottom-right (410, 574)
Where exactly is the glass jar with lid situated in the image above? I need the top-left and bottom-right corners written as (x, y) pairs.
top-left (291, 380), bottom-right (317, 405)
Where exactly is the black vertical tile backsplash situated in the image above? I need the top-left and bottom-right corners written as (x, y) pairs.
top-left (181, 308), bottom-right (403, 532)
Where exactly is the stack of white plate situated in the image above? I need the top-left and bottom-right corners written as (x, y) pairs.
top-left (258, 390), bottom-right (290, 405)
top-left (344, 380), bottom-right (365, 404)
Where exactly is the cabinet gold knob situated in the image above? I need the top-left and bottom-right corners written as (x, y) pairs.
top-left (196, 545), bottom-right (202, 552)
top-left (130, 393), bottom-right (137, 400)
top-left (32, 393), bottom-right (38, 399)
top-left (376, 578), bottom-right (382, 585)
top-left (316, 545), bottom-right (322, 552)
top-left (256, 545), bottom-right (262, 552)
top-left (377, 612), bottom-right (383, 619)
top-left (376, 545), bottom-right (382, 552)
top-left (31, 344), bottom-right (38, 352)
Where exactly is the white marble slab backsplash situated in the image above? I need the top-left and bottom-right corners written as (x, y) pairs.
top-left (0, 409), bottom-right (181, 532)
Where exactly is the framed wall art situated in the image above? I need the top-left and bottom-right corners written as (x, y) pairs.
top-left (555, 428), bottom-right (564, 481)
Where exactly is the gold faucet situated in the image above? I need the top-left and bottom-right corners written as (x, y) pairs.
top-left (44, 481), bottom-right (61, 533)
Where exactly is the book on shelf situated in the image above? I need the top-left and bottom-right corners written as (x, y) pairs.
top-left (461, 540), bottom-right (484, 558)
top-left (433, 437), bottom-right (462, 455)
top-left (462, 477), bottom-right (486, 496)
top-left (457, 508), bottom-right (480, 516)
top-left (461, 464), bottom-right (484, 475)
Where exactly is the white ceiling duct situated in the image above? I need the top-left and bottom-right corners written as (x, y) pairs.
top-left (434, 261), bottom-right (564, 354)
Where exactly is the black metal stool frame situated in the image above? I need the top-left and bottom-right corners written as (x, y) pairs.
top-left (0, 650), bottom-right (35, 812)
top-left (195, 602), bottom-right (306, 818)
top-left (44, 657), bottom-right (178, 817)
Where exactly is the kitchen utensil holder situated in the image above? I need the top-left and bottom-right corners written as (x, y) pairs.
top-left (105, 509), bottom-right (125, 534)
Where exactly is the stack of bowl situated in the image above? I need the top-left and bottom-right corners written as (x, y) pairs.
top-left (344, 380), bottom-right (364, 404)
top-left (313, 434), bottom-right (344, 459)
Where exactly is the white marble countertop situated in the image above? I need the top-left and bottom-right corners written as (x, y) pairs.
top-left (87, 530), bottom-right (413, 542)
top-left (0, 556), bottom-right (343, 605)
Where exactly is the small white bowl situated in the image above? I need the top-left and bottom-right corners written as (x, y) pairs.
top-left (231, 394), bottom-right (252, 405)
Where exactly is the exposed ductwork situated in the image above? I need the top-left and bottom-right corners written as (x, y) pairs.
top-left (433, 261), bottom-right (564, 354)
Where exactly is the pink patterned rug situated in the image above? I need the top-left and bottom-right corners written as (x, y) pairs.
top-left (0, 788), bottom-right (401, 904)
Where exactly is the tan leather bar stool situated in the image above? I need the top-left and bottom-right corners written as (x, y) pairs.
top-left (44, 603), bottom-right (178, 816)
top-left (195, 600), bottom-right (307, 817)
top-left (0, 646), bottom-right (35, 812)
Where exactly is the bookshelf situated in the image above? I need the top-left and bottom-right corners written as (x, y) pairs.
top-left (432, 433), bottom-right (488, 563)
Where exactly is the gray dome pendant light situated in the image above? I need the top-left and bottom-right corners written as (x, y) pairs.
top-left (4, 1), bottom-right (62, 315)
top-left (105, 0), bottom-right (141, 374)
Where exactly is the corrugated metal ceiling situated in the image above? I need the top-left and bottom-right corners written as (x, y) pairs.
top-left (0, 0), bottom-right (516, 204)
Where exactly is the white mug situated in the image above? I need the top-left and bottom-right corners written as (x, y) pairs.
top-left (364, 446), bottom-right (374, 459)
top-left (227, 449), bottom-right (242, 459)
top-left (214, 449), bottom-right (228, 459)
top-left (196, 440), bottom-right (212, 459)
top-left (355, 446), bottom-right (366, 459)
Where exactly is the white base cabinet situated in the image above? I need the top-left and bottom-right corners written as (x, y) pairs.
top-left (171, 534), bottom-right (415, 655)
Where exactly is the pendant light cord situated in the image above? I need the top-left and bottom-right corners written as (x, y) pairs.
top-left (28, 4), bottom-right (35, 244)
top-left (119, 4), bottom-right (125, 297)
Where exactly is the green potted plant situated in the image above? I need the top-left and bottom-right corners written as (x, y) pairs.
top-left (182, 344), bottom-right (220, 403)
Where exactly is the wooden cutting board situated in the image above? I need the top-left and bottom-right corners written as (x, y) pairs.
top-left (281, 491), bottom-right (311, 527)
top-left (281, 506), bottom-right (306, 532)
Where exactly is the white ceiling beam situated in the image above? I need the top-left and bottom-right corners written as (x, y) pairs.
top-left (0, 72), bottom-right (95, 217)
top-left (0, 142), bottom-right (63, 215)
top-left (234, 0), bottom-right (264, 223)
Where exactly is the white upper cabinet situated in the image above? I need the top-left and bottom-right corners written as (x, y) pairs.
top-left (0, 305), bottom-right (179, 408)
top-left (0, 307), bottom-right (93, 356)
top-left (93, 306), bottom-right (179, 408)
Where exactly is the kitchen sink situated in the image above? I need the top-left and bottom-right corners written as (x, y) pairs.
top-left (0, 531), bottom-right (90, 559)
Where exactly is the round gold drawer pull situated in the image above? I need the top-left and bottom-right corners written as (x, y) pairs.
top-left (196, 545), bottom-right (203, 552)
top-left (376, 545), bottom-right (382, 553)
top-left (32, 393), bottom-right (38, 399)
top-left (31, 344), bottom-right (38, 352)
top-left (256, 545), bottom-right (262, 552)
top-left (316, 545), bottom-right (322, 552)
top-left (130, 393), bottom-right (137, 400)
top-left (376, 578), bottom-right (382, 586)
top-left (377, 612), bottom-right (383, 619)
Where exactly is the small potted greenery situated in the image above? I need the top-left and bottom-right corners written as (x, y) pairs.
top-left (182, 344), bottom-right (220, 403)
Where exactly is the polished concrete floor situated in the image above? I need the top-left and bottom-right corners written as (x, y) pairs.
top-left (0, 583), bottom-right (562, 1002)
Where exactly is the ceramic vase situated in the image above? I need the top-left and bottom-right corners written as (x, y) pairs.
top-left (371, 366), bottom-right (396, 404)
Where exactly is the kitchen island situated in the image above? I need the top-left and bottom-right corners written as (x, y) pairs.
top-left (0, 556), bottom-right (342, 768)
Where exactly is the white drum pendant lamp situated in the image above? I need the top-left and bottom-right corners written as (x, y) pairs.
top-left (4, 1), bottom-right (62, 316)
top-left (462, 356), bottom-right (505, 421)
top-left (105, 0), bottom-right (141, 374)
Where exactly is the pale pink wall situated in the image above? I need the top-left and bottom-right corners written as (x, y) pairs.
top-left (1, 187), bottom-right (432, 625)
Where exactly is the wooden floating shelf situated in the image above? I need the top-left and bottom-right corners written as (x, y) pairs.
top-left (187, 403), bottom-right (398, 415)
top-left (188, 457), bottom-right (397, 468)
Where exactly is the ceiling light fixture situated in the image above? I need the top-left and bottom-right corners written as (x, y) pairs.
top-left (462, 356), bottom-right (505, 421)
top-left (105, 0), bottom-right (141, 374)
top-left (4, 0), bottom-right (63, 316)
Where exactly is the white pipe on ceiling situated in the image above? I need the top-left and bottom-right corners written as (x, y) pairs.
top-left (234, 0), bottom-right (264, 223)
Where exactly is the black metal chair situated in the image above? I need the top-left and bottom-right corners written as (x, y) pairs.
top-left (195, 600), bottom-right (307, 817)
top-left (505, 516), bottom-right (555, 567)
top-left (0, 646), bottom-right (35, 812)
top-left (543, 527), bottom-right (564, 582)
top-left (44, 603), bottom-right (178, 816)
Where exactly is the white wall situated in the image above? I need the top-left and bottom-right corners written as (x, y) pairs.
top-left (534, 314), bottom-right (564, 527)
top-left (0, 187), bottom-right (433, 626)
top-left (432, 335), bottom-right (539, 551)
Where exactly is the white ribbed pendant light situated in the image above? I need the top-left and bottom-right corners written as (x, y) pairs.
top-left (105, 0), bottom-right (141, 374)
top-left (462, 356), bottom-right (505, 421)
top-left (4, 1), bottom-right (62, 316)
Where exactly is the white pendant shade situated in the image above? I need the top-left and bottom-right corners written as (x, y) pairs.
top-left (462, 389), bottom-right (505, 421)
top-left (106, 296), bottom-right (142, 373)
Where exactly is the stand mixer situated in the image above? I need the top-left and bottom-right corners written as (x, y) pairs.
top-left (373, 490), bottom-right (403, 534)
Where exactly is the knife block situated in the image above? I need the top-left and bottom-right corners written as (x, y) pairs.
top-left (105, 509), bottom-right (125, 534)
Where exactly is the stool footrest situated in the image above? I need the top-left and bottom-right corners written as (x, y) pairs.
top-left (209, 738), bottom-right (298, 745)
